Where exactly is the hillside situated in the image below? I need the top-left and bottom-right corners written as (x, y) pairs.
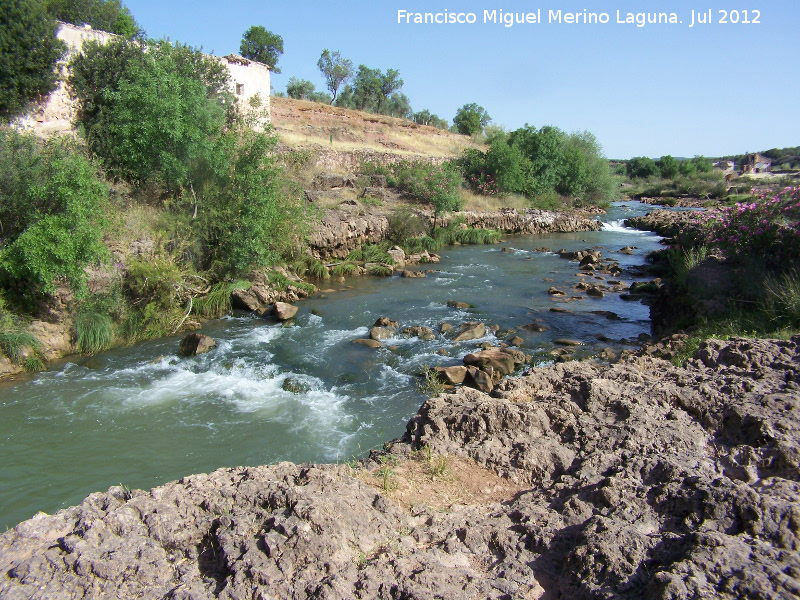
top-left (270, 97), bottom-right (477, 159)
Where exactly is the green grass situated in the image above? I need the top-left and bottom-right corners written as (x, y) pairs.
top-left (76, 311), bottom-right (114, 355)
top-left (763, 269), bottom-right (800, 328)
top-left (192, 280), bottom-right (250, 318)
top-left (0, 331), bottom-right (42, 363)
top-left (331, 261), bottom-right (359, 277)
top-left (366, 264), bottom-right (393, 277)
top-left (304, 257), bottom-right (330, 280)
top-left (23, 356), bottom-right (45, 372)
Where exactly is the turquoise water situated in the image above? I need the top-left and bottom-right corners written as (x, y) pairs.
top-left (0, 201), bottom-right (667, 528)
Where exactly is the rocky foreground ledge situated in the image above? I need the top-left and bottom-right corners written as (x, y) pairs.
top-left (2, 337), bottom-right (799, 599)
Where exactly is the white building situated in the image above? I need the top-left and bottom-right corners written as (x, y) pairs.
top-left (17, 22), bottom-right (270, 136)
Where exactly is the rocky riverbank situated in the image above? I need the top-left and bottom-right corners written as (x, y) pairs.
top-left (2, 336), bottom-right (798, 599)
top-left (310, 205), bottom-right (602, 260)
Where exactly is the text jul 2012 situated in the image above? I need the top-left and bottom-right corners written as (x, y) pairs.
top-left (396, 9), bottom-right (763, 28)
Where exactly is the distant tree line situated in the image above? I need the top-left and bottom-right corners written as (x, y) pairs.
top-left (625, 155), bottom-right (713, 179)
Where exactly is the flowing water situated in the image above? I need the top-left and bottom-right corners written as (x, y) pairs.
top-left (1, 201), bottom-right (671, 528)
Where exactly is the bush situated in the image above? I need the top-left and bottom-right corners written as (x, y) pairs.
top-left (387, 207), bottom-right (428, 245)
top-left (699, 187), bottom-right (800, 267)
top-left (0, 131), bottom-right (108, 296)
top-left (196, 124), bottom-right (312, 274)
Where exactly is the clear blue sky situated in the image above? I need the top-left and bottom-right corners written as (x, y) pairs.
top-left (124, 0), bottom-right (799, 159)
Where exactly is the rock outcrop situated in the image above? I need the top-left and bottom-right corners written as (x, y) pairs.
top-left (2, 337), bottom-right (798, 599)
top-left (443, 208), bottom-right (602, 235)
top-left (308, 208), bottom-right (390, 260)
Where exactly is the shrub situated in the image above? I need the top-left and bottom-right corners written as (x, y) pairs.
top-left (387, 207), bottom-right (428, 245)
top-left (0, 131), bottom-right (108, 296)
top-left (700, 187), bottom-right (800, 267)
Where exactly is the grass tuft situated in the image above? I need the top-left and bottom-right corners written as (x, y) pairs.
top-left (366, 264), bottom-right (393, 277)
top-left (76, 311), bottom-right (114, 355)
top-left (331, 261), bottom-right (359, 277)
top-left (0, 331), bottom-right (42, 364)
top-left (193, 281), bottom-right (250, 318)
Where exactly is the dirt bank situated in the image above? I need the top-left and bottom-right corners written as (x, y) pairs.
top-left (2, 336), bottom-right (798, 599)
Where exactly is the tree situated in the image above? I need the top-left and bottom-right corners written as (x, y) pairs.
top-left (691, 155), bottom-right (713, 173)
top-left (69, 38), bottom-right (231, 191)
top-left (453, 103), bottom-right (491, 136)
top-left (286, 77), bottom-right (316, 100)
top-left (656, 155), bottom-right (679, 179)
top-left (626, 156), bottom-right (660, 179)
top-left (384, 92), bottom-right (412, 119)
top-left (317, 49), bottom-right (352, 104)
top-left (376, 68), bottom-right (403, 113)
top-left (0, 0), bottom-right (65, 122)
top-left (352, 65), bottom-right (381, 111)
top-left (45, 0), bottom-right (141, 37)
top-left (239, 26), bottom-right (283, 73)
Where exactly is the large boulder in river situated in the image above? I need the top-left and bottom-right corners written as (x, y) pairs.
top-left (452, 322), bottom-right (485, 342)
top-left (178, 333), bottom-right (216, 357)
top-left (463, 347), bottom-right (528, 376)
top-left (370, 326), bottom-right (395, 341)
top-left (386, 246), bottom-right (406, 268)
top-left (434, 366), bottom-right (468, 385)
top-left (274, 302), bottom-right (298, 321)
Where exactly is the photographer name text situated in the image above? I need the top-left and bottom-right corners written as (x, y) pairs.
top-left (396, 8), bottom-right (762, 28)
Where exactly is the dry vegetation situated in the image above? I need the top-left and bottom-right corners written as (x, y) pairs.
top-left (354, 451), bottom-right (520, 512)
top-left (271, 97), bottom-right (478, 159)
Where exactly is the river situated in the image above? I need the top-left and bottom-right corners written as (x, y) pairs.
top-left (0, 201), bottom-right (672, 528)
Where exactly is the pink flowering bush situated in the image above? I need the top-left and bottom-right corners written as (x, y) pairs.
top-left (467, 169), bottom-right (500, 196)
top-left (700, 187), bottom-right (800, 267)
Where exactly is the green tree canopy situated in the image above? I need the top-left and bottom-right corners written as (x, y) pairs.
top-left (317, 49), bottom-right (352, 104)
top-left (239, 26), bottom-right (283, 73)
top-left (0, 0), bottom-right (65, 122)
top-left (453, 103), bottom-right (491, 136)
top-left (69, 38), bottom-right (231, 191)
top-left (656, 155), bottom-right (679, 179)
top-left (626, 156), bottom-right (660, 179)
top-left (286, 77), bottom-right (315, 100)
top-left (46, 0), bottom-right (140, 37)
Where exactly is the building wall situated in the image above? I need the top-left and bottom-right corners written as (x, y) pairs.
top-left (220, 55), bottom-right (271, 127)
top-left (16, 23), bottom-right (270, 137)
